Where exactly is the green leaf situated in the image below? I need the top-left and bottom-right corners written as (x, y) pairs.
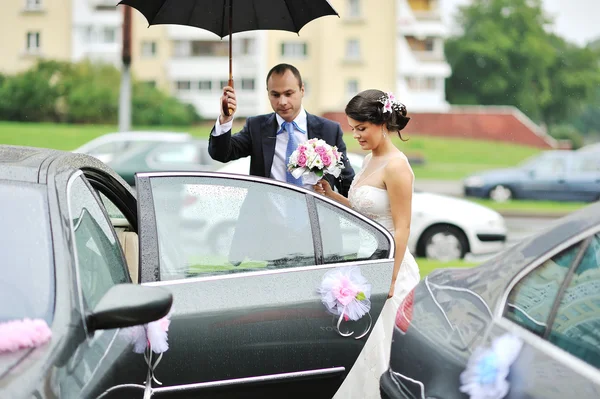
top-left (356, 292), bottom-right (366, 301)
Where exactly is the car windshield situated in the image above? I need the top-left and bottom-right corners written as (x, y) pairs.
top-left (0, 181), bottom-right (55, 324)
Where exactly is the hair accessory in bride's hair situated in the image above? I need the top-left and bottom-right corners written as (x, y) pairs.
top-left (378, 92), bottom-right (406, 115)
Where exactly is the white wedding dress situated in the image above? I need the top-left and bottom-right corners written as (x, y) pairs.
top-left (333, 152), bottom-right (421, 399)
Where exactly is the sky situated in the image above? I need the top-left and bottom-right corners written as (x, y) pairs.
top-left (440, 0), bottom-right (600, 47)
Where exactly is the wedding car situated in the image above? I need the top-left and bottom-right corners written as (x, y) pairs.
top-left (1, 144), bottom-right (401, 398)
top-left (380, 201), bottom-right (600, 398)
top-left (211, 153), bottom-right (508, 261)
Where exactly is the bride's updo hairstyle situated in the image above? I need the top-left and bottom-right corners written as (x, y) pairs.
top-left (345, 89), bottom-right (410, 141)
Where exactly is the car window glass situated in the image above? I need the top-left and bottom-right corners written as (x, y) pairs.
top-left (315, 199), bottom-right (390, 263)
top-left (68, 176), bottom-right (129, 309)
top-left (150, 143), bottom-right (199, 164)
top-left (574, 154), bottom-right (600, 174)
top-left (504, 242), bottom-right (582, 335)
top-left (0, 181), bottom-right (54, 324)
top-left (533, 156), bottom-right (567, 177)
top-left (98, 192), bottom-right (126, 220)
top-left (148, 176), bottom-right (315, 280)
top-left (548, 233), bottom-right (600, 368)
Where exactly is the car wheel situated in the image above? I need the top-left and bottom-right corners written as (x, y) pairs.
top-left (488, 184), bottom-right (513, 202)
top-left (418, 225), bottom-right (469, 261)
top-left (207, 220), bottom-right (237, 257)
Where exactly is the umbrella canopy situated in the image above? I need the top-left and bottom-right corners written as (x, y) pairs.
top-left (120, 0), bottom-right (338, 38)
top-left (118, 0), bottom-right (339, 115)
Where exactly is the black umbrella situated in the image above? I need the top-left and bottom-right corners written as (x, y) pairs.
top-left (118, 0), bottom-right (339, 115)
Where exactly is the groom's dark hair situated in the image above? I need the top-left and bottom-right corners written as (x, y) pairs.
top-left (266, 63), bottom-right (303, 89)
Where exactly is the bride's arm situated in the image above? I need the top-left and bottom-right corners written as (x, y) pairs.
top-left (384, 159), bottom-right (414, 297)
top-left (313, 179), bottom-right (351, 208)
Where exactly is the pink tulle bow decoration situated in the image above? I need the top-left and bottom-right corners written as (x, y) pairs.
top-left (123, 310), bottom-right (172, 354)
top-left (0, 318), bottom-right (52, 353)
top-left (318, 267), bottom-right (371, 321)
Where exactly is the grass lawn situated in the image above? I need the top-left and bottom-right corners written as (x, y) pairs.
top-left (188, 256), bottom-right (478, 279)
top-left (0, 121), bottom-right (541, 181)
top-left (471, 198), bottom-right (588, 215)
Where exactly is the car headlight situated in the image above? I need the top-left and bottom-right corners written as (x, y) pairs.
top-left (464, 176), bottom-right (484, 188)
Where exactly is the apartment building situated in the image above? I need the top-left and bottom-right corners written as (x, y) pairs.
top-left (0, 0), bottom-right (72, 75)
top-left (0, 0), bottom-right (451, 119)
top-left (397, 0), bottom-right (451, 111)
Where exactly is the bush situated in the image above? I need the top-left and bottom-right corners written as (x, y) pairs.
top-left (0, 60), bottom-right (200, 125)
top-left (549, 124), bottom-right (585, 149)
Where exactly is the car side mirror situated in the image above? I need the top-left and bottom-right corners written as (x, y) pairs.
top-left (86, 284), bottom-right (173, 333)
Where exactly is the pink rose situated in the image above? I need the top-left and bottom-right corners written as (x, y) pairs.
top-left (322, 154), bottom-right (331, 166)
top-left (298, 153), bottom-right (307, 167)
top-left (333, 276), bottom-right (358, 306)
top-left (315, 146), bottom-right (326, 155)
top-left (298, 145), bottom-right (307, 153)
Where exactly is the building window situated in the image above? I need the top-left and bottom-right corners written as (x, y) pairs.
top-left (198, 81), bottom-right (212, 91)
top-left (219, 80), bottom-right (229, 90)
top-left (173, 41), bottom-right (190, 57)
top-left (24, 0), bottom-right (42, 11)
top-left (406, 36), bottom-right (435, 52)
top-left (26, 32), bottom-right (40, 53)
top-left (346, 79), bottom-right (359, 98)
top-left (241, 79), bottom-right (255, 90)
top-left (102, 27), bottom-right (116, 44)
top-left (176, 81), bottom-right (191, 91)
top-left (236, 38), bottom-right (255, 55)
top-left (141, 41), bottom-right (157, 57)
top-left (345, 39), bottom-right (360, 60)
top-left (190, 41), bottom-right (229, 57)
top-left (280, 42), bottom-right (308, 58)
top-left (405, 76), bottom-right (438, 92)
top-left (347, 0), bottom-right (361, 18)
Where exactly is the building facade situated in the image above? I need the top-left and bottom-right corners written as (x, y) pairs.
top-left (0, 0), bottom-right (452, 119)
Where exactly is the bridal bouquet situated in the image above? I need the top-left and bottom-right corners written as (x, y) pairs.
top-left (287, 138), bottom-right (345, 185)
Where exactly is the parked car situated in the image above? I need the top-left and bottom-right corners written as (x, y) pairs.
top-left (380, 201), bottom-right (600, 399)
top-left (1, 144), bottom-right (404, 398)
top-left (212, 153), bottom-right (507, 261)
top-left (73, 132), bottom-right (221, 185)
top-left (463, 150), bottom-right (600, 202)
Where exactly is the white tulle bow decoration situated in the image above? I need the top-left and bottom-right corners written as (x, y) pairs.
top-left (318, 267), bottom-right (372, 338)
top-left (459, 333), bottom-right (523, 399)
top-left (124, 310), bottom-right (172, 354)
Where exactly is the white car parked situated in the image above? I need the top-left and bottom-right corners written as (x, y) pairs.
top-left (207, 153), bottom-right (508, 261)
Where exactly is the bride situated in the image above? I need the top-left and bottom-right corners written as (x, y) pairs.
top-left (314, 89), bottom-right (420, 398)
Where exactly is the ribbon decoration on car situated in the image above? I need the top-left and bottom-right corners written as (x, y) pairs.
top-left (318, 266), bottom-right (373, 339)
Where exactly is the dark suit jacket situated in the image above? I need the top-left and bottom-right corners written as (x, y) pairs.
top-left (208, 112), bottom-right (355, 197)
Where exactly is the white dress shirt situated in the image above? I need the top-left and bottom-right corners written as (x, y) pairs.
top-left (213, 108), bottom-right (313, 190)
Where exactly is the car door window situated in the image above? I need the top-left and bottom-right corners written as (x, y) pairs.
top-left (548, 233), bottom-right (600, 368)
top-left (147, 176), bottom-right (316, 280)
top-left (315, 199), bottom-right (390, 263)
top-left (68, 176), bottom-right (129, 309)
top-left (504, 242), bottom-right (583, 335)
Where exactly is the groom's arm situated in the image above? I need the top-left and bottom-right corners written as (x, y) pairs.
top-left (208, 117), bottom-right (253, 163)
top-left (332, 124), bottom-right (355, 197)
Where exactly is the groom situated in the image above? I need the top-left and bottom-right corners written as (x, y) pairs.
top-left (208, 63), bottom-right (355, 196)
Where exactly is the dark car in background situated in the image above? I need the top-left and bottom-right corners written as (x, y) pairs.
top-left (463, 150), bottom-right (600, 202)
top-left (380, 201), bottom-right (600, 398)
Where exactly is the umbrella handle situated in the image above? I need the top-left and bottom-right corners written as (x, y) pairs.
top-left (221, 79), bottom-right (234, 117)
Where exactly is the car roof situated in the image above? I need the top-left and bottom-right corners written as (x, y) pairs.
top-left (431, 200), bottom-right (600, 310)
top-left (0, 145), bottom-right (63, 183)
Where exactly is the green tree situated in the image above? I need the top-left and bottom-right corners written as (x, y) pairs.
top-left (445, 0), bottom-right (600, 127)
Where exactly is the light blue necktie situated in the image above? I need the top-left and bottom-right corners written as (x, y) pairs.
top-left (280, 121), bottom-right (306, 186)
